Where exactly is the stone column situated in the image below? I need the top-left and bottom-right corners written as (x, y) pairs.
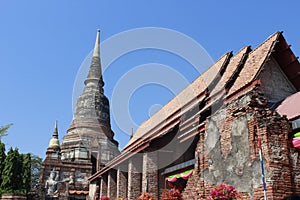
top-left (128, 155), bottom-right (142, 200)
top-left (107, 170), bottom-right (117, 199)
top-left (117, 166), bottom-right (128, 198)
top-left (142, 151), bottom-right (159, 197)
top-left (100, 174), bottom-right (108, 198)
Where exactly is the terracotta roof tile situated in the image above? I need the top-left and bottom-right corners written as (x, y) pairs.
top-left (89, 32), bottom-right (300, 181)
top-left (211, 46), bottom-right (251, 97)
top-left (227, 32), bottom-right (281, 97)
top-left (123, 52), bottom-right (231, 150)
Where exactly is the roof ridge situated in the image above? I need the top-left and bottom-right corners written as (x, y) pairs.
top-left (250, 31), bottom-right (281, 53)
top-left (235, 45), bottom-right (252, 55)
top-left (210, 46), bottom-right (251, 97)
top-left (227, 32), bottom-right (281, 97)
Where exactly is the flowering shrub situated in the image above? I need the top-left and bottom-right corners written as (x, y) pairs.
top-left (138, 192), bottom-right (157, 200)
top-left (160, 189), bottom-right (182, 200)
top-left (99, 197), bottom-right (110, 200)
top-left (209, 183), bottom-right (239, 200)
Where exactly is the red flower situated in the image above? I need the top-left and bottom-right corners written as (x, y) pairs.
top-left (160, 189), bottom-right (182, 200)
top-left (138, 192), bottom-right (156, 200)
top-left (209, 183), bottom-right (239, 200)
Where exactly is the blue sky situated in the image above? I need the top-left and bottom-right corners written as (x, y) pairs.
top-left (0, 1), bottom-right (299, 158)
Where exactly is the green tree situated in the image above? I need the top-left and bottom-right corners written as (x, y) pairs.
top-left (0, 148), bottom-right (23, 193)
top-left (1, 148), bottom-right (14, 193)
top-left (23, 153), bottom-right (31, 194)
top-left (0, 124), bottom-right (12, 139)
top-left (30, 154), bottom-right (42, 189)
top-left (0, 123), bottom-right (11, 184)
top-left (0, 140), bottom-right (5, 188)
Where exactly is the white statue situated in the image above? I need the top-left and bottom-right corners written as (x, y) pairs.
top-left (45, 170), bottom-right (59, 196)
top-left (69, 172), bottom-right (75, 185)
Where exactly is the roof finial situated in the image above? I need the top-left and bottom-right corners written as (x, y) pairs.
top-left (53, 120), bottom-right (58, 138)
top-left (130, 128), bottom-right (134, 139)
top-left (92, 29), bottom-right (100, 58)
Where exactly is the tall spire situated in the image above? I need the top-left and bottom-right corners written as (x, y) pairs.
top-left (71, 29), bottom-right (112, 128)
top-left (84, 29), bottom-right (104, 91)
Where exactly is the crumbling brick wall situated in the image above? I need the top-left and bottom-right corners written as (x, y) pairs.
top-left (183, 88), bottom-right (295, 199)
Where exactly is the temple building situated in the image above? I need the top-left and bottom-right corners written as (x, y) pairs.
top-left (39, 30), bottom-right (300, 200)
top-left (88, 31), bottom-right (300, 200)
top-left (39, 30), bottom-right (119, 200)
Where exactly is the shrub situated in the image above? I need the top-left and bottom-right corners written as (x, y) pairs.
top-left (160, 189), bottom-right (182, 200)
top-left (138, 192), bottom-right (156, 200)
top-left (209, 183), bottom-right (239, 200)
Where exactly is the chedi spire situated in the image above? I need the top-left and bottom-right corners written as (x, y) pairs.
top-left (84, 29), bottom-right (104, 92)
top-left (72, 29), bottom-right (111, 129)
top-left (48, 120), bottom-right (60, 149)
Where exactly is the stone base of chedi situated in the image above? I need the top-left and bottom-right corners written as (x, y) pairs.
top-left (40, 160), bottom-right (91, 200)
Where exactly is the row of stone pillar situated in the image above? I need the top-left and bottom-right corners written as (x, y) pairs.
top-left (99, 152), bottom-right (159, 200)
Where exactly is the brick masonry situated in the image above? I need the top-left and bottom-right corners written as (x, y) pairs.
top-left (116, 167), bottom-right (128, 198)
top-left (182, 89), bottom-right (296, 199)
top-left (100, 174), bottom-right (108, 197)
top-left (88, 32), bottom-right (300, 200)
top-left (107, 170), bottom-right (117, 199)
top-left (142, 152), bottom-right (159, 198)
top-left (39, 157), bottom-right (91, 200)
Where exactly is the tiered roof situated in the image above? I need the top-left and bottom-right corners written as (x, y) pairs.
top-left (89, 31), bottom-right (300, 181)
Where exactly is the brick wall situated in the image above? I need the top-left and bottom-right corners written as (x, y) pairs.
top-left (183, 89), bottom-right (296, 199)
top-left (39, 158), bottom-right (92, 199)
top-left (117, 167), bottom-right (128, 198)
top-left (142, 152), bottom-right (159, 198)
top-left (107, 170), bottom-right (117, 199)
top-left (289, 147), bottom-right (300, 194)
top-left (100, 174), bottom-right (108, 197)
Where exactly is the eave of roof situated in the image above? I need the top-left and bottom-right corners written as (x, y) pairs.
top-left (89, 31), bottom-right (300, 182)
top-left (89, 53), bottom-right (231, 182)
top-left (123, 52), bottom-right (231, 151)
top-left (272, 33), bottom-right (300, 91)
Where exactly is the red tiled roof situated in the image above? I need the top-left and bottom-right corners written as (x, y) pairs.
top-left (88, 53), bottom-right (231, 181)
top-left (227, 32), bottom-right (280, 96)
top-left (211, 46), bottom-right (251, 97)
top-left (89, 31), bottom-right (300, 182)
top-left (123, 52), bottom-right (231, 150)
top-left (276, 91), bottom-right (300, 120)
